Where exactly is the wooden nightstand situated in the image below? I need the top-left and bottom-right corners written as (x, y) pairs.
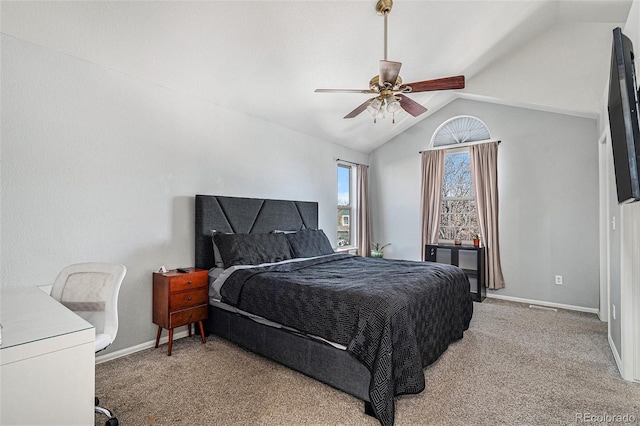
top-left (153, 268), bottom-right (208, 356)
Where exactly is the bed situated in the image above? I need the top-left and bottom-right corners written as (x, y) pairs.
top-left (195, 195), bottom-right (473, 426)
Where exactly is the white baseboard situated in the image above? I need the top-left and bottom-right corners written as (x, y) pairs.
top-left (486, 293), bottom-right (600, 315)
top-left (95, 329), bottom-right (190, 364)
top-left (609, 334), bottom-right (624, 377)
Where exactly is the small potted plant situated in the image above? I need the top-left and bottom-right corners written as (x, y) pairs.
top-left (371, 242), bottom-right (390, 258)
top-left (473, 233), bottom-right (481, 247)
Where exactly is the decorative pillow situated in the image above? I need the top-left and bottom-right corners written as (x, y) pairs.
top-left (285, 229), bottom-right (334, 258)
top-left (213, 232), bottom-right (293, 268)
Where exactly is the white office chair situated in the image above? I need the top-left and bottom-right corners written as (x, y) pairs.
top-left (50, 262), bottom-right (126, 426)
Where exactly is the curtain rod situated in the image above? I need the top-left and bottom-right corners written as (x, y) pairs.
top-left (336, 158), bottom-right (368, 167)
top-left (419, 139), bottom-right (501, 154)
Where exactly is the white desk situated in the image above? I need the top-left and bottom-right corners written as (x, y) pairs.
top-left (0, 287), bottom-right (95, 425)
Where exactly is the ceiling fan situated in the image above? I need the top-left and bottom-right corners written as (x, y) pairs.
top-left (315, 0), bottom-right (465, 123)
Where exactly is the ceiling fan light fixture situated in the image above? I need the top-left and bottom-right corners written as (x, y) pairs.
top-left (366, 96), bottom-right (402, 124)
top-left (386, 96), bottom-right (401, 113)
top-left (367, 98), bottom-right (383, 116)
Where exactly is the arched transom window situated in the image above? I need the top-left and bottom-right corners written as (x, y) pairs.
top-left (430, 115), bottom-right (491, 148)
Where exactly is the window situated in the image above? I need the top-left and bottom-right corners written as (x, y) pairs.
top-left (430, 115), bottom-right (488, 243)
top-left (337, 164), bottom-right (356, 247)
top-left (440, 150), bottom-right (480, 242)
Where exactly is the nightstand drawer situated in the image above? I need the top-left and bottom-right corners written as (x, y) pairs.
top-left (169, 305), bottom-right (207, 328)
top-left (169, 273), bottom-right (208, 293)
top-left (170, 289), bottom-right (208, 311)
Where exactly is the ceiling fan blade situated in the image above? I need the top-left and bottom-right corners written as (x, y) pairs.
top-left (315, 88), bottom-right (377, 94)
top-left (344, 98), bottom-right (375, 119)
top-left (404, 75), bottom-right (465, 93)
top-left (379, 60), bottom-right (402, 86)
top-left (397, 94), bottom-right (428, 117)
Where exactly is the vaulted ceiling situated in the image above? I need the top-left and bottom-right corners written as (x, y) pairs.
top-left (1, 1), bottom-right (633, 153)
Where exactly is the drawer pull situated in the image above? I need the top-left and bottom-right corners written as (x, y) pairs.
top-left (188, 314), bottom-right (193, 318)
top-left (187, 296), bottom-right (192, 301)
top-left (187, 280), bottom-right (192, 285)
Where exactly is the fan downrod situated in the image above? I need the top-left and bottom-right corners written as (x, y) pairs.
top-left (375, 0), bottom-right (393, 15)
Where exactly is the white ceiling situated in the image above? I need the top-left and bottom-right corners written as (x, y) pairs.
top-left (1, 0), bottom-right (633, 153)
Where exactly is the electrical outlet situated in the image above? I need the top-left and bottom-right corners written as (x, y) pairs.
top-left (612, 304), bottom-right (616, 320)
top-left (555, 275), bottom-right (563, 285)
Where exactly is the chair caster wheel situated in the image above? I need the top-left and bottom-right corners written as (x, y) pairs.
top-left (105, 418), bottom-right (119, 426)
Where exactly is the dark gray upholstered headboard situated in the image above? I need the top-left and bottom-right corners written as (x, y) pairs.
top-left (195, 195), bottom-right (319, 270)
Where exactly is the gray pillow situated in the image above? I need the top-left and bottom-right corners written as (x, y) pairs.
top-left (213, 232), bottom-right (293, 268)
top-left (285, 229), bottom-right (334, 258)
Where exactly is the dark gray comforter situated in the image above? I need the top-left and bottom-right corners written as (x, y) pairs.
top-left (220, 254), bottom-right (473, 426)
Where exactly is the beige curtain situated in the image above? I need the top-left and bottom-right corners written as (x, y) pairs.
top-left (469, 141), bottom-right (505, 289)
top-left (357, 164), bottom-right (371, 257)
top-left (420, 150), bottom-right (445, 260)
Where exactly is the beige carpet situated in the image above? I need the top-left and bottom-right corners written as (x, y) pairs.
top-left (95, 299), bottom-right (640, 425)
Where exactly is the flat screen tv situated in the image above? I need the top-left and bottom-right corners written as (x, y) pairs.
top-left (608, 27), bottom-right (640, 204)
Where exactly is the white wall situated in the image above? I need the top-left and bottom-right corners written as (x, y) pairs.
top-left (0, 35), bottom-right (367, 354)
top-left (369, 98), bottom-right (600, 310)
